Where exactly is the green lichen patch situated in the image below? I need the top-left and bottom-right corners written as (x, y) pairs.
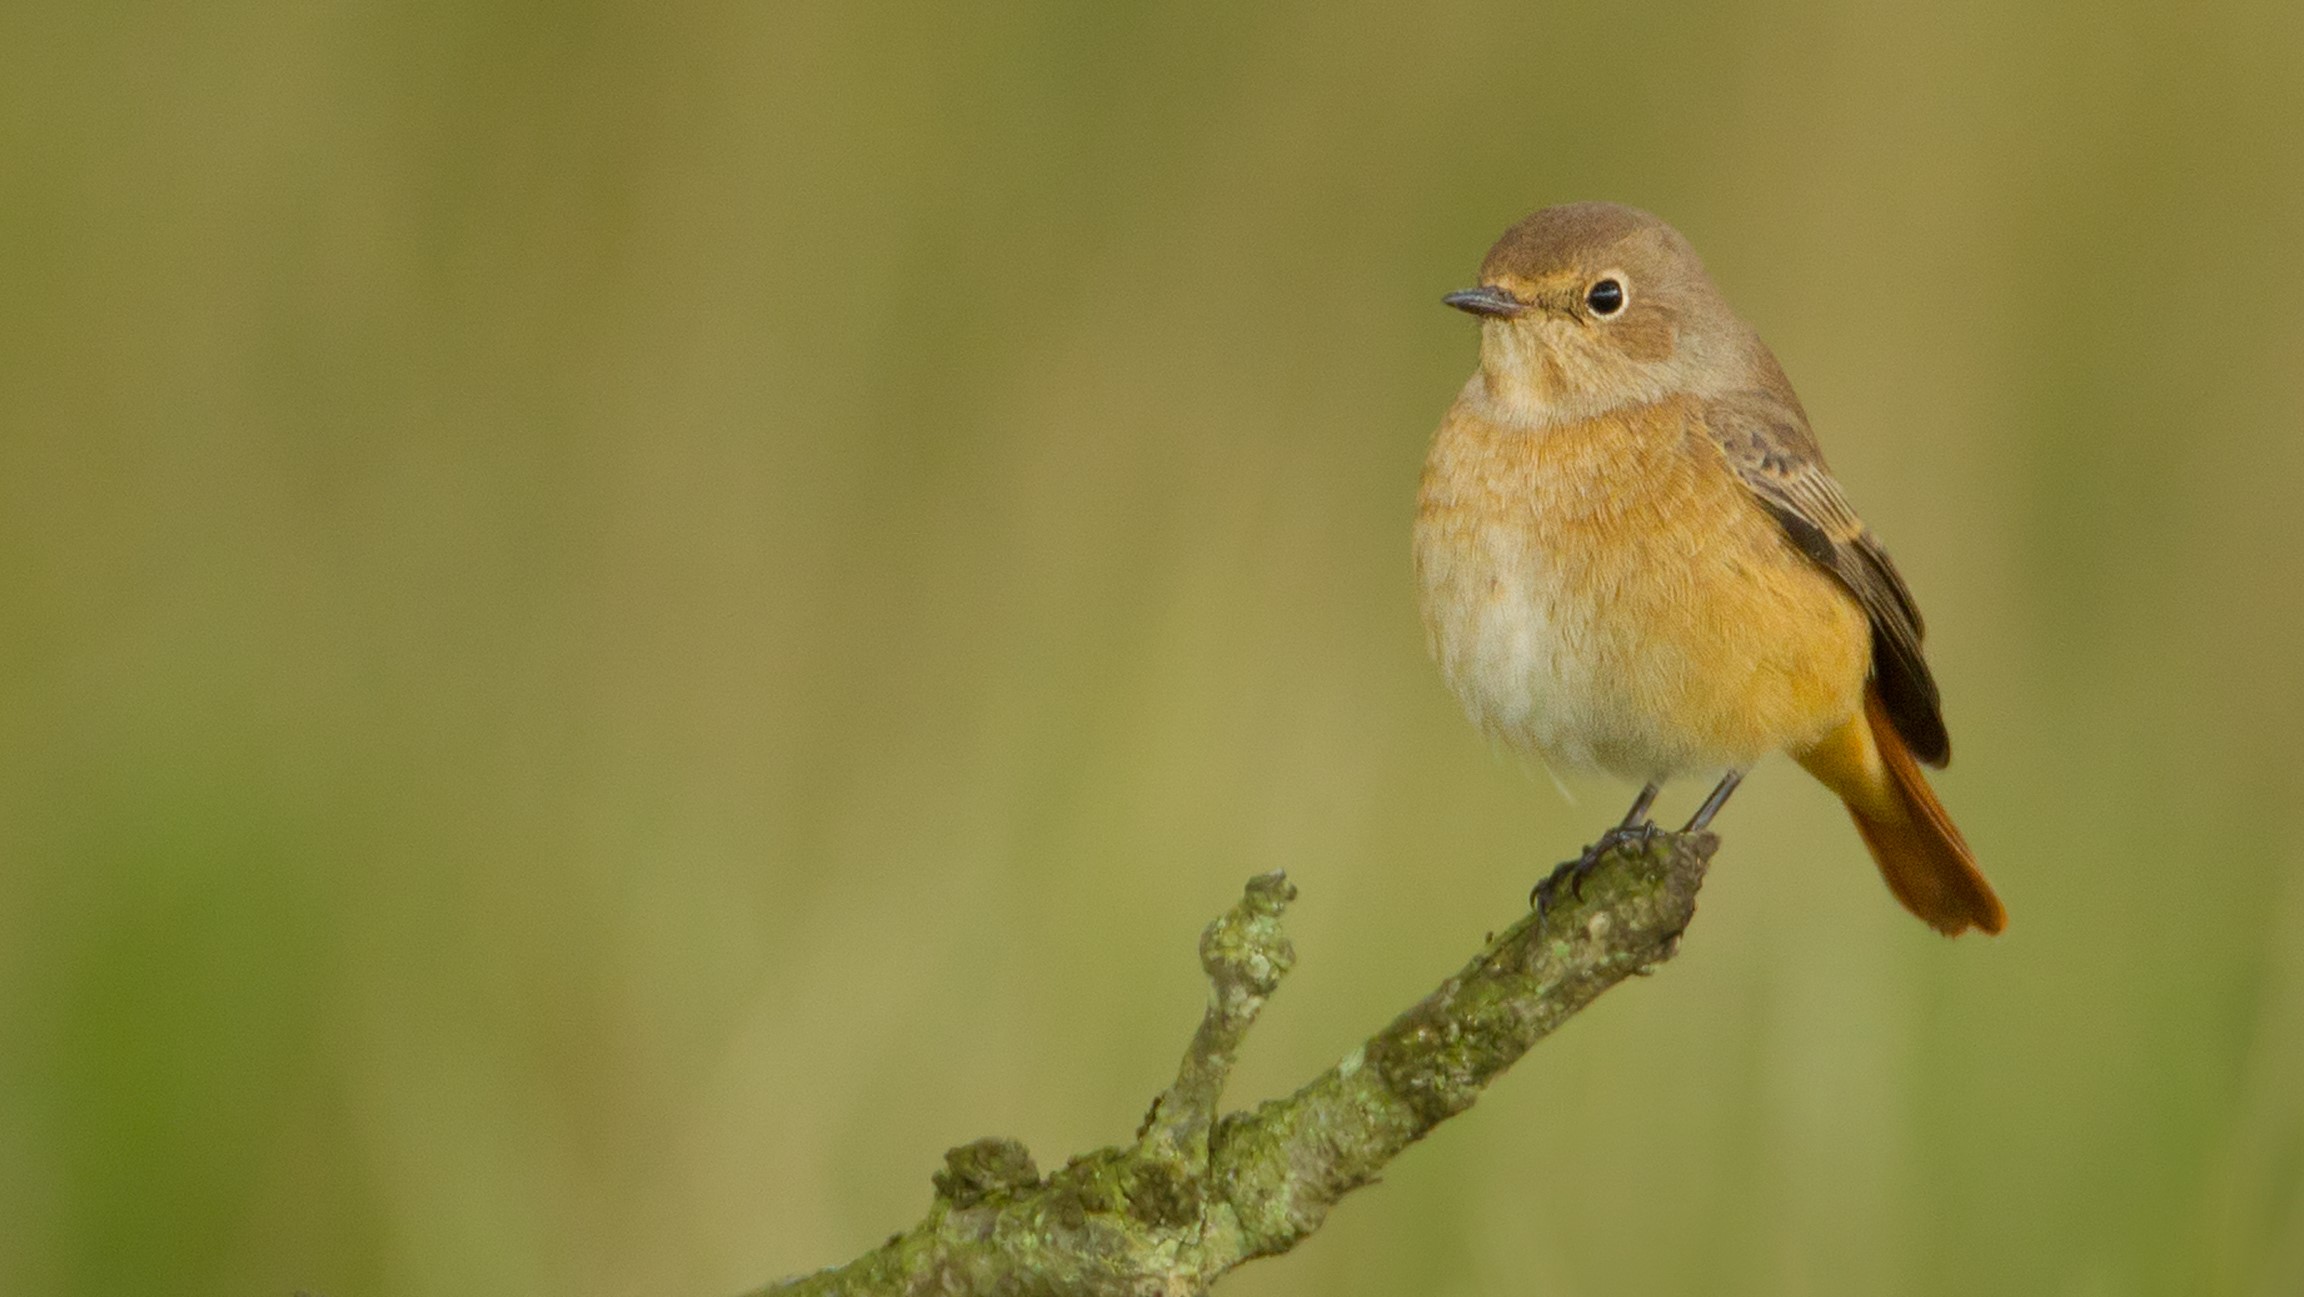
top-left (934, 1137), bottom-right (1043, 1208)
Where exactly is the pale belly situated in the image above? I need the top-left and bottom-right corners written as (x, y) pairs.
top-left (1414, 401), bottom-right (1870, 784)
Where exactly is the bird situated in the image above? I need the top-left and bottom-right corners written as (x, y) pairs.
top-left (1413, 201), bottom-right (2006, 936)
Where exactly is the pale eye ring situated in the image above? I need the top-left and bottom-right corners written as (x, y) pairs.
top-left (1586, 277), bottom-right (1626, 316)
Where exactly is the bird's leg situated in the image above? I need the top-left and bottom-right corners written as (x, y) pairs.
top-left (1610, 782), bottom-right (1661, 837)
top-left (1531, 783), bottom-right (1662, 912)
top-left (1682, 769), bottom-right (1745, 832)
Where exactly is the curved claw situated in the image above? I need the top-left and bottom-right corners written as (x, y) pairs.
top-left (1529, 821), bottom-right (1660, 920)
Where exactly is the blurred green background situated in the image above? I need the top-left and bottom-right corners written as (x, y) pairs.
top-left (4, 1), bottom-right (2303, 1294)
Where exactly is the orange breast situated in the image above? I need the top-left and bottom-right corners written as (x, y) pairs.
top-left (1413, 392), bottom-right (1870, 782)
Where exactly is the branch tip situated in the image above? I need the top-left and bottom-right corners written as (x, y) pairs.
top-left (1199, 870), bottom-right (1297, 999)
top-left (1139, 872), bottom-right (1302, 1163)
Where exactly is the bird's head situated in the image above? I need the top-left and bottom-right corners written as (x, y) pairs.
top-left (1446, 202), bottom-right (1755, 426)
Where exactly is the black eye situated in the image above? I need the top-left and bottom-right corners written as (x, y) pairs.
top-left (1586, 278), bottom-right (1625, 316)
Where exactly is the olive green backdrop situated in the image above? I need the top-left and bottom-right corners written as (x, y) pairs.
top-left (5, 2), bottom-right (2302, 1294)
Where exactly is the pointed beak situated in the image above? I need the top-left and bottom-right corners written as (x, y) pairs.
top-left (1442, 285), bottom-right (1529, 319)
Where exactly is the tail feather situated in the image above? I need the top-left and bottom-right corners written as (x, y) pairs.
top-left (1797, 687), bottom-right (2007, 936)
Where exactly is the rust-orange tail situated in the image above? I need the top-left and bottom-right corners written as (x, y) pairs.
top-left (1795, 687), bottom-right (2007, 936)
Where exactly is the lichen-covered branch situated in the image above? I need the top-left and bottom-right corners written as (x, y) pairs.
top-left (756, 831), bottom-right (1717, 1297)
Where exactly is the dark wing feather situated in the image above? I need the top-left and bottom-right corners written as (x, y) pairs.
top-left (1702, 388), bottom-right (1951, 766)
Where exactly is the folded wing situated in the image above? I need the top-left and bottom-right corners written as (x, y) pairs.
top-left (1700, 385), bottom-right (1951, 766)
